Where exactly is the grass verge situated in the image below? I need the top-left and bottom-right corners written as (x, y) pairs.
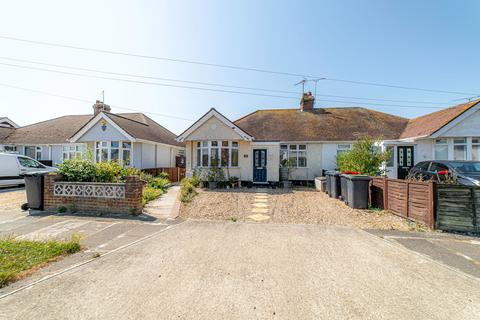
top-left (0, 236), bottom-right (81, 288)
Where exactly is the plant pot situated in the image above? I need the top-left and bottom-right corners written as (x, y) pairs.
top-left (208, 181), bottom-right (217, 189)
top-left (281, 181), bottom-right (292, 189)
top-left (279, 167), bottom-right (289, 181)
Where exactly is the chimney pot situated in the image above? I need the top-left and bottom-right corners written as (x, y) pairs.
top-left (300, 92), bottom-right (315, 111)
top-left (93, 100), bottom-right (111, 115)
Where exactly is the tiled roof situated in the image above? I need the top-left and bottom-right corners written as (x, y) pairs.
top-left (0, 127), bottom-right (15, 141)
top-left (1, 113), bottom-right (184, 147)
top-left (234, 107), bottom-right (409, 141)
top-left (400, 99), bottom-right (480, 139)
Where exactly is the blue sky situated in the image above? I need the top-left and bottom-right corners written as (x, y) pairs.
top-left (0, 0), bottom-right (479, 134)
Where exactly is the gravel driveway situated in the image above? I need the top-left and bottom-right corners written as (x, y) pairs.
top-left (180, 187), bottom-right (425, 231)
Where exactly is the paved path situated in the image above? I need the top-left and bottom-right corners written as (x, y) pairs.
top-left (143, 185), bottom-right (181, 219)
top-left (1, 220), bottom-right (479, 319)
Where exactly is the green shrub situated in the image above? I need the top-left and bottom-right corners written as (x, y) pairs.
top-left (180, 178), bottom-right (198, 203)
top-left (142, 186), bottom-right (163, 206)
top-left (157, 172), bottom-right (169, 180)
top-left (336, 137), bottom-right (391, 176)
top-left (94, 161), bottom-right (124, 183)
top-left (57, 159), bottom-right (96, 182)
top-left (148, 177), bottom-right (170, 191)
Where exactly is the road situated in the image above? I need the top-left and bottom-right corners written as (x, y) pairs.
top-left (1, 220), bottom-right (479, 320)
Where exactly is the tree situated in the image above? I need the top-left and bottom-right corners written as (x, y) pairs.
top-left (336, 137), bottom-right (391, 176)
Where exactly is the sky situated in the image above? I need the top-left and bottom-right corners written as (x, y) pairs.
top-left (0, 0), bottom-right (479, 134)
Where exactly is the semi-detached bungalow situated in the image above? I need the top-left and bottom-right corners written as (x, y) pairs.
top-left (0, 101), bottom-right (185, 168)
top-left (177, 95), bottom-right (480, 183)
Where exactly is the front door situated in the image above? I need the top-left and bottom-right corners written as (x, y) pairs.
top-left (253, 149), bottom-right (267, 183)
top-left (397, 146), bottom-right (414, 179)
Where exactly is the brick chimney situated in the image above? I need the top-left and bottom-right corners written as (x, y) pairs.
top-left (93, 100), bottom-right (111, 115)
top-left (300, 92), bottom-right (315, 111)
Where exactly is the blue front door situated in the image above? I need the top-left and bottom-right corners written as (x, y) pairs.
top-left (253, 149), bottom-right (267, 183)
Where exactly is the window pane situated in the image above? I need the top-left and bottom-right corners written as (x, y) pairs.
top-left (289, 145), bottom-right (297, 150)
top-left (435, 145), bottom-right (448, 160)
top-left (435, 139), bottom-right (447, 144)
top-left (63, 146), bottom-right (68, 151)
top-left (221, 148), bottom-right (229, 167)
top-left (299, 145), bottom-right (306, 150)
top-left (453, 138), bottom-right (466, 144)
top-left (202, 149), bottom-right (209, 167)
top-left (210, 148), bottom-right (219, 166)
top-left (280, 144), bottom-right (287, 150)
top-left (122, 150), bottom-right (131, 166)
top-left (280, 149), bottom-right (288, 167)
top-left (197, 142), bottom-right (200, 147)
top-left (122, 142), bottom-right (131, 149)
top-left (454, 145), bottom-right (466, 160)
top-left (232, 142), bottom-right (238, 148)
top-left (473, 138), bottom-right (480, 144)
top-left (111, 141), bottom-right (119, 148)
top-left (289, 151), bottom-right (298, 167)
top-left (202, 141), bottom-right (208, 147)
top-left (473, 145), bottom-right (480, 161)
top-left (76, 145), bottom-right (83, 151)
top-left (298, 151), bottom-right (307, 167)
top-left (69, 152), bottom-right (75, 159)
top-left (196, 148), bottom-right (201, 166)
top-left (211, 141), bottom-right (218, 147)
top-left (101, 141), bottom-right (108, 147)
top-left (63, 152), bottom-right (68, 160)
top-left (101, 149), bottom-right (108, 162)
top-left (222, 141), bottom-right (229, 147)
top-left (231, 149), bottom-right (238, 166)
top-left (111, 149), bottom-right (119, 162)
top-left (70, 146), bottom-right (75, 151)
top-left (386, 146), bottom-right (394, 167)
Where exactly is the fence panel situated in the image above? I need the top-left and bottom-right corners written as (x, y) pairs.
top-left (142, 167), bottom-right (186, 182)
top-left (370, 178), bottom-right (434, 228)
top-left (436, 185), bottom-right (479, 233)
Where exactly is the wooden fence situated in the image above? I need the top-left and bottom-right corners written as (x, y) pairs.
top-left (436, 185), bottom-right (480, 233)
top-left (142, 167), bottom-right (186, 182)
top-left (370, 177), bottom-right (435, 229)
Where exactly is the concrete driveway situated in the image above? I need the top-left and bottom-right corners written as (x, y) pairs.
top-left (1, 220), bottom-right (479, 320)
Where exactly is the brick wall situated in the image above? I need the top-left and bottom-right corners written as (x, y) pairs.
top-left (44, 174), bottom-right (143, 215)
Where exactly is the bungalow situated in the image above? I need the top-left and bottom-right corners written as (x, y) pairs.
top-left (0, 101), bottom-right (185, 168)
top-left (177, 94), bottom-right (480, 183)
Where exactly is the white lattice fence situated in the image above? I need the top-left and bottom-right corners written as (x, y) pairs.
top-left (53, 183), bottom-right (126, 199)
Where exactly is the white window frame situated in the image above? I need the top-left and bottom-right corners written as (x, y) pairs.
top-left (336, 144), bottom-right (352, 156)
top-left (195, 140), bottom-right (239, 168)
top-left (24, 146), bottom-right (42, 160)
top-left (472, 137), bottom-right (480, 161)
top-left (280, 144), bottom-right (307, 168)
top-left (94, 140), bottom-right (133, 167)
top-left (453, 138), bottom-right (467, 160)
top-left (434, 138), bottom-right (449, 160)
top-left (62, 144), bottom-right (85, 161)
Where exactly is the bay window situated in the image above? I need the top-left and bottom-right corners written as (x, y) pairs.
top-left (453, 138), bottom-right (466, 160)
top-left (434, 139), bottom-right (448, 160)
top-left (280, 144), bottom-right (307, 168)
top-left (95, 141), bottom-right (132, 166)
top-left (196, 141), bottom-right (239, 167)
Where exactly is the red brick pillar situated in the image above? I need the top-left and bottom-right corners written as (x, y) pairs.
top-left (43, 173), bottom-right (62, 210)
top-left (125, 176), bottom-right (143, 214)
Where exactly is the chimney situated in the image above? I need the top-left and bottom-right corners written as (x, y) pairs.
top-left (300, 92), bottom-right (315, 111)
top-left (93, 100), bottom-right (111, 115)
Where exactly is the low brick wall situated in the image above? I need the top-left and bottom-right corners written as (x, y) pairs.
top-left (44, 174), bottom-right (143, 214)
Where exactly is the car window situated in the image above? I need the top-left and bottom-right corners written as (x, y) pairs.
top-left (448, 162), bottom-right (480, 173)
top-left (430, 162), bottom-right (449, 172)
top-left (18, 156), bottom-right (45, 168)
top-left (415, 162), bottom-right (430, 171)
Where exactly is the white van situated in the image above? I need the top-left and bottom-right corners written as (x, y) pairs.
top-left (0, 153), bottom-right (57, 187)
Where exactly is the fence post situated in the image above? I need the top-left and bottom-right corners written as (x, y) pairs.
top-left (428, 181), bottom-right (435, 229)
top-left (405, 180), bottom-right (410, 219)
top-left (472, 186), bottom-right (478, 233)
top-left (384, 178), bottom-right (389, 210)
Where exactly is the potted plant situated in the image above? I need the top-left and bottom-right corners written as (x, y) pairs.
top-left (229, 176), bottom-right (240, 188)
top-left (280, 158), bottom-right (293, 188)
top-left (207, 169), bottom-right (218, 189)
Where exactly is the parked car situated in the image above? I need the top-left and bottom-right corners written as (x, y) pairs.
top-left (408, 160), bottom-right (480, 186)
top-left (0, 153), bottom-right (57, 187)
